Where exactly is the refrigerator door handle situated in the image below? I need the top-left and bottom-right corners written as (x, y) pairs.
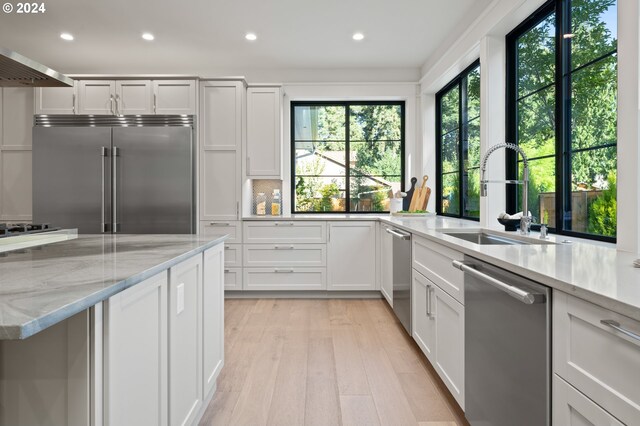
top-left (112, 146), bottom-right (119, 233)
top-left (101, 147), bottom-right (108, 233)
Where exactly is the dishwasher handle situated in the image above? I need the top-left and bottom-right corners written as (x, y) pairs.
top-left (452, 260), bottom-right (546, 305)
top-left (385, 227), bottom-right (411, 240)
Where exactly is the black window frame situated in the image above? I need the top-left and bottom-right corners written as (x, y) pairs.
top-left (435, 59), bottom-right (481, 220)
top-left (506, 0), bottom-right (617, 243)
top-left (290, 100), bottom-right (406, 214)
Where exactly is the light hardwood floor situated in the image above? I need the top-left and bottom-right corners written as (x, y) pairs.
top-left (200, 299), bottom-right (468, 426)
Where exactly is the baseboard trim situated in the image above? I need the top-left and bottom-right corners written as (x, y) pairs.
top-left (224, 290), bottom-right (383, 299)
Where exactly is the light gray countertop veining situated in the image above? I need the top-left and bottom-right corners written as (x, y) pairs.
top-left (0, 234), bottom-right (227, 340)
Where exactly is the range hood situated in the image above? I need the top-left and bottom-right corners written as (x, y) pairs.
top-left (0, 47), bottom-right (73, 87)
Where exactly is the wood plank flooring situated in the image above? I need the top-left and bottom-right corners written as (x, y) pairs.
top-left (199, 299), bottom-right (468, 426)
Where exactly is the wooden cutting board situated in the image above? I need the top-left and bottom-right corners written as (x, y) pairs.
top-left (403, 177), bottom-right (417, 211)
top-left (420, 187), bottom-right (432, 211)
top-left (410, 175), bottom-right (428, 212)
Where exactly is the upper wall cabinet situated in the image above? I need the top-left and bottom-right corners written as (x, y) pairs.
top-left (34, 81), bottom-right (78, 114)
top-left (246, 86), bottom-right (282, 178)
top-left (37, 79), bottom-right (196, 115)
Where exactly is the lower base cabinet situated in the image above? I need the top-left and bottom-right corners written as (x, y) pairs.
top-left (412, 270), bottom-right (464, 409)
top-left (104, 271), bottom-right (169, 426)
top-left (327, 221), bottom-right (377, 290)
top-left (553, 375), bottom-right (624, 426)
top-left (203, 245), bottom-right (224, 397)
top-left (169, 255), bottom-right (204, 426)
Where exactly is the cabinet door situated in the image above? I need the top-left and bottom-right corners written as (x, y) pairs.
top-left (169, 255), bottom-right (203, 426)
top-left (412, 270), bottom-right (436, 363)
top-left (104, 271), bottom-right (168, 426)
top-left (553, 375), bottom-right (624, 426)
top-left (115, 80), bottom-right (152, 115)
top-left (200, 81), bottom-right (242, 150)
top-left (224, 267), bottom-right (243, 291)
top-left (327, 221), bottom-right (377, 290)
top-left (78, 80), bottom-right (115, 114)
top-left (200, 150), bottom-right (240, 220)
top-left (34, 83), bottom-right (77, 114)
top-left (246, 87), bottom-right (281, 177)
top-left (433, 284), bottom-right (465, 409)
top-left (153, 80), bottom-right (196, 115)
top-left (380, 224), bottom-right (393, 306)
top-left (203, 245), bottom-right (224, 398)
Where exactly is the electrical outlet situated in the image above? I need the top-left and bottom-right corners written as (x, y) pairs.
top-left (177, 283), bottom-right (185, 314)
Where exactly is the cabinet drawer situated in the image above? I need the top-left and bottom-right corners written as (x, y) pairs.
top-left (554, 291), bottom-right (640, 425)
top-left (412, 236), bottom-right (464, 304)
top-left (553, 374), bottom-right (624, 426)
top-left (243, 221), bottom-right (326, 243)
top-left (223, 244), bottom-right (242, 267)
top-left (243, 244), bottom-right (326, 267)
top-left (243, 268), bottom-right (326, 291)
top-left (199, 220), bottom-right (241, 243)
top-left (223, 267), bottom-right (242, 291)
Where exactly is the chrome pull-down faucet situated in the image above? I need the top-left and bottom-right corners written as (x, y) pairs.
top-left (480, 143), bottom-right (532, 235)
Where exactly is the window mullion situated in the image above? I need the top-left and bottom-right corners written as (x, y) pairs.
top-left (460, 76), bottom-right (468, 218)
top-left (345, 104), bottom-right (351, 213)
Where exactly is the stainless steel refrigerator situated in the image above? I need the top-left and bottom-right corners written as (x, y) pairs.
top-left (33, 115), bottom-right (195, 234)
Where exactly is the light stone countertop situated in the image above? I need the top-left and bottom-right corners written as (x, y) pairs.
top-left (0, 233), bottom-right (227, 340)
top-left (250, 213), bottom-right (640, 321)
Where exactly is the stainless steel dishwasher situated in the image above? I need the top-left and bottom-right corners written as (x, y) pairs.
top-left (385, 226), bottom-right (412, 334)
top-left (453, 256), bottom-right (550, 426)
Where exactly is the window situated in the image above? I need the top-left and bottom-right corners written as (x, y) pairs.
top-left (436, 61), bottom-right (481, 219)
top-left (291, 101), bottom-right (405, 213)
top-left (507, 0), bottom-right (617, 241)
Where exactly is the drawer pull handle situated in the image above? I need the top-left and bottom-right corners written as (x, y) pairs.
top-left (224, 269), bottom-right (230, 273)
top-left (225, 246), bottom-right (230, 249)
top-left (600, 319), bottom-right (640, 342)
top-left (274, 222), bottom-right (294, 226)
top-left (275, 245), bottom-right (294, 250)
top-left (275, 269), bottom-right (294, 273)
top-left (209, 222), bottom-right (230, 226)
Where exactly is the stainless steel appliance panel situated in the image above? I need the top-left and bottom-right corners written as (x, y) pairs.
top-left (389, 227), bottom-right (411, 334)
top-left (33, 127), bottom-right (112, 233)
top-left (462, 256), bottom-right (550, 426)
top-left (112, 127), bottom-right (193, 234)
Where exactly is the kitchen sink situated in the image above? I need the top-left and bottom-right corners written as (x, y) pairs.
top-left (440, 229), bottom-right (556, 245)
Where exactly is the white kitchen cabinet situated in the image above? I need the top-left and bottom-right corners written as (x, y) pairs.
top-left (244, 267), bottom-right (326, 291)
top-left (223, 243), bottom-right (242, 268)
top-left (412, 235), bottom-right (464, 304)
top-left (153, 80), bottom-right (196, 115)
top-left (203, 245), bottom-right (224, 398)
top-left (169, 255), bottom-right (203, 426)
top-left (243, 243), bottom-right (326, 267)
top-left (1, 88), bottom-right (33, 222)
top-left (380, 223), bottom-right (393, 306)
top-left (412, 268), bottom-right (464, 410)
top-left (327, 221), bottom-right (377, 291)
top-left (553, 375), bottom-right (624, 426)
top-left (115, 80), bottom-right (153, 114)
top-left (412, 270), bottom-right (435, 363)
top-left (34, 82), bottom-right (77, 114)
top-left (224, 268), bottom-right (243, 291)
top-left (78, 79), bottom-right (196, 115)
top-left (243, 221), bottom-right (326, 244)
top-left (199, 81), bottom-right (243, 222)
top-left (78, 80), bottom-right (116, 114)
top-left (554, 291), bottom-right (640, 425)
top-left (246, 86), bottom-right (281, 178)
top-left (199, 220), bottom-right (242, 243)
top-left (103, 271), bottom-right (168, 426)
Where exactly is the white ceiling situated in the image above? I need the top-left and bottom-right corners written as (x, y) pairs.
top-left (0, 0), bottom-right (492, 78)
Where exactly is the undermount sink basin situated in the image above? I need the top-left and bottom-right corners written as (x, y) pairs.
top-left (440, 229), bottom-right (556, 245)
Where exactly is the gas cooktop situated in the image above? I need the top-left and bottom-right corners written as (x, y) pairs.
top-left (0, 223), bottom-right (60, 238)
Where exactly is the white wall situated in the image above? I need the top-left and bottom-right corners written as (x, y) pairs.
top-left (419, 0), bottom-right (638, 250)
top-left (281, 83), bottom-right (420, 213)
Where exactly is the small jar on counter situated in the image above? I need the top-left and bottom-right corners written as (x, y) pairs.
top-left (256, 192), bottom-right (267, 215)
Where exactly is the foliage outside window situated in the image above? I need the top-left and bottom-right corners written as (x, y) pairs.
top-left (292, 102), bottom-right (405, 213)
top-left (507, 0), bottom-right (617, 240)
top-left (436, 61), bottom-right (481, 219)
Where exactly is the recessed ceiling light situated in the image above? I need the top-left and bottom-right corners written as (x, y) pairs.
top-left (352, 32), bottom-right (365, 41)
top-left (60, 33), bottom-right (74, 41)
top-left (142, 33), bottom-right (155, 41)
top-left (245, 33), bottom-right (257, 41)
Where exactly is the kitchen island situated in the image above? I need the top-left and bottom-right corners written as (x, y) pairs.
top-left (0, 233), bottom-right (227, 426)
